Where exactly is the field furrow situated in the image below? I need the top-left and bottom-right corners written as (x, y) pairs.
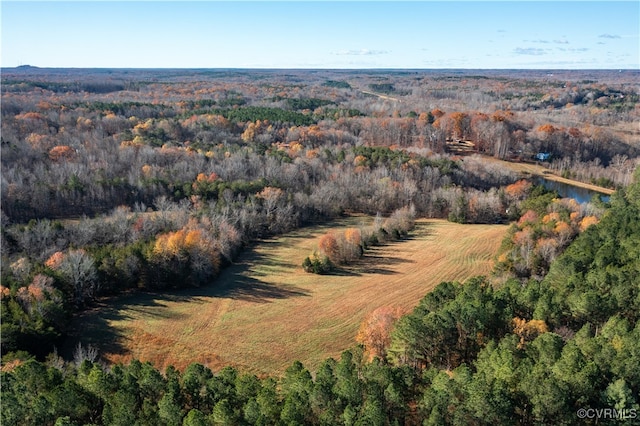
top-left (67, 218), bottom-right (507, 375)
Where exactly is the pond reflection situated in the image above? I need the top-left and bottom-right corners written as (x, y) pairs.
top-left (534, 177), bottom-right (611, 204)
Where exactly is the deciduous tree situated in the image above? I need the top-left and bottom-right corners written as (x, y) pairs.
top-left (356, 306), bottom-right (404, 361)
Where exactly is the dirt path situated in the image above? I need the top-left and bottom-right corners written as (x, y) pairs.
top-left (348, 81), bottom-right (402, 102)
top-left (358, 89), bottom-right (402, 103)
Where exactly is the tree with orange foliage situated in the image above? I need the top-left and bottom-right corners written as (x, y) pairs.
top-left (356, 306), bottom-right (404, 361)
top-left (15, 111), bottom-right (46, 134)
top-left (450, 112), bottom-right (470, 140)
top-left (579, 215), bottom-right (599, 231)
top-left (554, 221), bottom-right (574, 245)
top-left (353, 155), bottom-right (368, 167)
top-left (48, 145), bottom-right (76, 161)
top-left (154, 229), bottom-right (188, 259)
top-left (45, 251), bottom-right (65, 270)
top-left (567, 127), bottom-right (582, 139)
top-left (435, 112), bottom-right (469, 141)
top-left (15, 274), bottom-right (61, 317)
top-left (341, 228), bottom-right (363, 263)
top-left (430, 109), bottom-right (445, 119)
top-left (517, 210), bottom-right (538, 226)
top-left (318, 232), bottom-right (340, 264)
top-left (541, 212), bottom-right (561, 225)
top-left (0, 286), bottom-right (10, 300)
top-left (537, 124), bottom-right (557, 135)
top-left (537, 123), bottom-right (561, 148)
top-left (141, 164), bottom-right (153, 177)
top-left (505, 180), bottom-right (532, 200)
top-left (417, 112), bottom-right (432, 123)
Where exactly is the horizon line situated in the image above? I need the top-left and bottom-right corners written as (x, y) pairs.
top-left (3, 66), bottom-right (638, 71)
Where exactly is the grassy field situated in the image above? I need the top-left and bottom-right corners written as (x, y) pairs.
top-left (66, 218), bottom-right (508, 375)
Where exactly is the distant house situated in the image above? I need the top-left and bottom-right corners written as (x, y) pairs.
top-left (535, 152), bottom-right (551, 161)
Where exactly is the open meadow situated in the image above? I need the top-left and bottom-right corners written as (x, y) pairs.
top-left (67, 218), bottom-right (507, 375)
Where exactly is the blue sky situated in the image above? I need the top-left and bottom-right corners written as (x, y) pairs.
top-left (2, 1), bottom-right (638, 69)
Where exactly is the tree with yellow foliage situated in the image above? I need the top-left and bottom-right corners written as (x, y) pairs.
top-left (579, 215), bottom-right (599, 231)
top-left (512, 317), bottom-right (548, 348)
top-left (150, 224), bottom-right (220, 288)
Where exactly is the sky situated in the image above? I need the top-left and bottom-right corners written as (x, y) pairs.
top-left (1, 1), bottom-right (638, 69)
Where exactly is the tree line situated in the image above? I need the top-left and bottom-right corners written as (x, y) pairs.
top-left (303, 206), bottom-right (416, 274)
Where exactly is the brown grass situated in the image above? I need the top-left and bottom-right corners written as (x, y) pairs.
top-left (66, 218), bottom-right (507, 375)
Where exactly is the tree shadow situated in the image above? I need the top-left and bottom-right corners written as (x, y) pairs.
top-left (208, 276), bottom-right (309, 303)
top-left (349, 252), bottom-right (414, 275)
top-left (320, 267), bottom-right (362, 277)
top-left (402, 221), bottom-right (435, 240)
top-left (321, 242), bottom-right (419, 276)
top-left (300, 221), bottom-right (437, 277)
top-left (62, 218), bottom-right (437, 363)
top-left (61, 247), bottom-right (310, 362)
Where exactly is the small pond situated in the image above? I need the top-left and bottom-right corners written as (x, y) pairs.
top-left (534, 176), bottom-right (611, 204)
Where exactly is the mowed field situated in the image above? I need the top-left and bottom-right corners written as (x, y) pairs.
top-left (68, 218), bottom-right (508, 376)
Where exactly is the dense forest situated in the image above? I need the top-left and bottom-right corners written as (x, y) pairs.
top-left (1, 68), bottom-right (639, 425)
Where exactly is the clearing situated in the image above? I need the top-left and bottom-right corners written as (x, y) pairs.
top-left (67, 218), bottom-right (507, 375)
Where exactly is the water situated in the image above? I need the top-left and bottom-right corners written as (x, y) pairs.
top-left (534, 177), bottom-right (611, 204)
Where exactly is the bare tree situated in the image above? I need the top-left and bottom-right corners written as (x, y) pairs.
top-left (58, 249), bottom-right (98, 305)
top-left (73, 342), bottom-right (99, 366)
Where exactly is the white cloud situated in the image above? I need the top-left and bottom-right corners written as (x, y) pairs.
top-left (598, 33), bottom-right (621, 39)
top-left (557, 47), bottom-right (590, 52)
top-left (333, 49), bottom-right (389, 56)
top-left (513, 47), bottom-right (547, 56)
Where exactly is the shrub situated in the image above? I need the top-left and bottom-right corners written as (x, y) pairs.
top-left (302, 253), bottom-right (333, 274)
